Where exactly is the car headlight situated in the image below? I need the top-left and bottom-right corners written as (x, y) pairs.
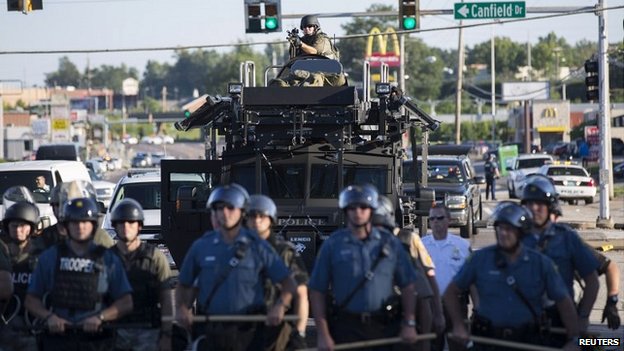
top-left (444, 194), bottom-right (467, 209)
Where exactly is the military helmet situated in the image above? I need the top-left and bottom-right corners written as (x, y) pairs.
top-left (372, 195), bottom-right (396, 228)
top-left (300, 15), bottom-right (320, 30)
top-left (247, 194), bottom-right (277, 223)
top-left (49, 184), bottom-right (62, 205)
top-left (521, 174), bottom-right (558, 210)
top-left (491, 201), bottom-right (533, 235)
top-left (111, 198), bottom-right (145, 224)
top-left (207, 183), bottom-right (250, 210)
top-left (2, 201), bottom-right (40, 233)
top-left (338, 185), bottom-right (379, 210)
top-left (61, 197), bottom-right (99, 223)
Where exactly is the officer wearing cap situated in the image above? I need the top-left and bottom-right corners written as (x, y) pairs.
top-left (25, 197), bottom-right (133, 351)
top-left (290, 15), bottom-right (338, 60)
top-left (246, 194), bottom-right (309, 351)
top-left (309, 185), bottom-right (419, 351)
top-left (40, 184), bottom-right (114, 249)
top-left (444, 202), bottom-right (580, 351)
top-left (109, 199), bottom-right (174, 351)
top-left (175, 183), bottom-right (296, 351)
top-left (520, 174), bottom-right (599, 340)
top-left (0, 201), bottom-right (45, 351)
top-left (373, 195), bottom-right (442, 351)
top-left (550, 200), bottom-right (621, 330)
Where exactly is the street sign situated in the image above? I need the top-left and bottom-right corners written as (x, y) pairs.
top-left (122, 78), bottom-right (139, 96)
top-left (51, 118), bottom-right (70, 131)
top-left (454, 2), bottom-right (525, 20)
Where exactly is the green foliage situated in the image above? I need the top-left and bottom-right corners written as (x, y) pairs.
top-left (466, 37), bottom-right (527, 80)
top-left (45, 56), bottom-right (81, 87)
top-left (86, 64), bottom-right (139, 92)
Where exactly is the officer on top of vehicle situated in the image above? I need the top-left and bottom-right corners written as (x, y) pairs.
top-left (551, 200), bottom-right (621, 330)
top-left (520, 174), bottom-right (599, 341)
top-left (289, 15), bottom-right (338, 60)
top-left (372, 194), bottom-right (442, 351)
top-left (309, 185), bottom-right (419, 351)
top-left (444, 202), bottom-right (580, 351)
top-left (40, 182), bottom-right (114, 249)
top-left (175, 183), bottom-right (296, 351)
top-left (246, 194), bottom-right (309, 351)
top-left (109, 198), bottom-right (174, 351)
top-left (0, 200), bottom-right (44, 351)
top-left (25, 197), bottom-right (133, 351)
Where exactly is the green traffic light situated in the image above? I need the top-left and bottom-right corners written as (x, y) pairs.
top-left (265, 17), bottom-right (278, 30)
top-left (402, 17), bottom-right (416, 30)
top-left (184, 110), bottom-right (191, 118)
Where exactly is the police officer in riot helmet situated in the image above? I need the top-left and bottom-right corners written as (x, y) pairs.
top-left (374, 195), bottom-right (444, 351)
top-left (520, 174), bottom-right (599, 340)
top-left (0, 201), bottom-right (44, 351)
top-left (444, 202), bottom-right (580, 351)
top-left (176, 184), bottom-right (296, 351)
top-left (110, 198), bottom-right (174, 351)
top-left (309, 185), bottom-right (419, 350)
top-left (246, 194), bottom-right (309, 351)
top-left (25, 197), bottom-right (133, 351)
top-left (290, 15), bottom-right (338, 60)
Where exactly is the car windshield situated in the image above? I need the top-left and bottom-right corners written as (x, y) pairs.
top-left (0, 171), bottom-right (53, 204)
top-left (403, 160), bottom-right (466, 184)
top-left (112, 183), bottom-right (161, 210)
top-left (88, 169), bottom-right (101, 181)
top-left (517, 158), bottom-right (550, 169)
top-left (547, 167), bottom-right (587, 177)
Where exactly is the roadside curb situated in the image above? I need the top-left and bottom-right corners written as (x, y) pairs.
top-left (563, 221), bottom-right (597, 230)
top-left (584, 239), bottom-right (624, 251)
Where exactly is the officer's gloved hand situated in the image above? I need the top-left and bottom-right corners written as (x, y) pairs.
top-left (293, 36), bottom-right (302, 48)
top-left (602, 301), bottom-right (621, 329)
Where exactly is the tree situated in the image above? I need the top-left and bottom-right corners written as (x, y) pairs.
top-left (141, 60), bottom-right (171, 100)
top-left (531, 32), bottom-right (571, 79)
top-left (89, 64), bottom-right (139, 92)
top-left (45, 56), bottom-right (81, 87)
top-left (466, 37), bottom-right (527, 80)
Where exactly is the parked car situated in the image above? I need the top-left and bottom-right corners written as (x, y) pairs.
top-left (403, 152), bottom-right (484, 239)
top-left (36, 144), bottom-right (81, 161)
top-left (131, 153), bottom-right (153, 168)
top-left (506, 154), bottom-right (553, 198)
top-left (537, 163), bottom-right (596, 205)
top-left (87, 169), bottom-right (116, 209)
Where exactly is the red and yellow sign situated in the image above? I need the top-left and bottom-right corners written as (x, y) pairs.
top-left (365, 27), bottom-right (400, 68)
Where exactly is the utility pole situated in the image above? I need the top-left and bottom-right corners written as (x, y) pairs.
top-left (597, 0), bottom-right (613, 227)
top-left (491, 27), bottom-right (496, 143)
top-left (454, 1), bottom-right (464, 145)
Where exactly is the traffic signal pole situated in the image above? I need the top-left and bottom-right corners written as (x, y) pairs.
top-left (596, 0), bottom-right (613, 227)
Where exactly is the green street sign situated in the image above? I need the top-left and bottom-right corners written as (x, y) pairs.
top-left (454, 2), bottom-right (526, 20)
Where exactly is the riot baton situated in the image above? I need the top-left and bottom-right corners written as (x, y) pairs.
top-left (297, 333), bottom-right (436, 351)
top-left (162, 315), bottom-right (301, 323)
top-left (448, 333), bottom-right (561, 351)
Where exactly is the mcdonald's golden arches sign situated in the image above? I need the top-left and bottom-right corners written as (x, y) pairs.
top-left (365, 27), bottom-right (400, 68)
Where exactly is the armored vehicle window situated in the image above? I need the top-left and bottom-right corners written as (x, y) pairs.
top-left (310, 165), bottom-right (388, 198)
top-left (231, 164), bottom-right (305, 199)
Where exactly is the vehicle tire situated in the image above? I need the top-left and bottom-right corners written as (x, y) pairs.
top-left (585, 197), bottom-right (594, 205)
top-left (460, 208), bottom-right (474, 239)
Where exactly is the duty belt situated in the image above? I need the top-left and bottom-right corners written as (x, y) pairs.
top-left (335, 310), bottom-right (388, 325)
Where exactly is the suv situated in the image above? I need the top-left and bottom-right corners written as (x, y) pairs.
top-left (506, 154), bottom-right (553, 198)
top-left (403, 154), bottom-right (484, 239)
top-left (102, 170), bottom-right (207, 268)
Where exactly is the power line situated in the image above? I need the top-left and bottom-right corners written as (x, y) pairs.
top-left (0, 5), bottom-right (622, 55)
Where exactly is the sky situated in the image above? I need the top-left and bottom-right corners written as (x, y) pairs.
top-left (0, 0), bottom-right (622, 88)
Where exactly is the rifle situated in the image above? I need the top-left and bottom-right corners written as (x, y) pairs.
top-left (286, 28), bottom-right (300, 59)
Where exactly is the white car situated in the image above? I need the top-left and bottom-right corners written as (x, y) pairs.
top-left (506, 154), bottom-right (553, 198)
top-left (87, 169), bottom-right (116, 209)
top-left (537, 163), bottom-right (596, 205)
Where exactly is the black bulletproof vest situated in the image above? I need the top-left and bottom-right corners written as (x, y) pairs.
top-left (50, 242), bottom-right (106, 311)
top-left (112, 243), bottom-right (161, 326)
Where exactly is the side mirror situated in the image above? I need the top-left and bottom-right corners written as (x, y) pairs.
top-left (474, 176), bottom-right (486, 185)
top-left (97, 201), bottom-right (106, 214)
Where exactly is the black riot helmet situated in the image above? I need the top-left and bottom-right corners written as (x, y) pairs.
top-left (247, 194), bottom-right (277, 223)
top-left (207, 183), bottom-right (250, 210)
top-left (372, 195), bottom-right (396, 229)
top-left (491, 201), bottom-right (533, 236)
top-left (62, 197), bottom-right (99, 224)
top-left (338, 185), bottom-right (379, 210)
top-left (300, 15), bottom-right (320, 30)
top-left (521, 174), bottom-right (558, 211)
top-left (2, 201), bottom-right (40, 234)
top-left (111, 198), bottom-right (145, 225)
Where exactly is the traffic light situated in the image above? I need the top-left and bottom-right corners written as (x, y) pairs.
top-left (585, 60), bottom-right (599, 101)
top-left (399, 0), bottom-right (419, 30)
top-left (7, 0), bottom-right (43, 13)
top-left (245, 0), bottom-right (281, 33)
top-left (184, 110), bottom-right (191, 118)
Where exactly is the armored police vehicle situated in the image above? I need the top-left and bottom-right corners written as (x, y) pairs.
top-left (160, 55), bottom-right (440, 270)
